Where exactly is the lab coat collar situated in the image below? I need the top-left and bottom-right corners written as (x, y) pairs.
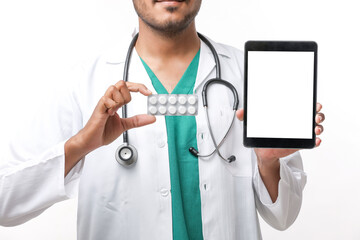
top-left (104, 37), bottom-right (133, 65)
top-left (105, 33), bottom-right (232, 61)
top-left (104, 34), bottom-right (232, 92)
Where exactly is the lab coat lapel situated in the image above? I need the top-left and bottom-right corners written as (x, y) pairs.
top-left (129, 49), bottom-right (157, 93)
top-left (194, 40), bottom-right (216, 93)
top-left (103, 36), bottom-right (156, 93)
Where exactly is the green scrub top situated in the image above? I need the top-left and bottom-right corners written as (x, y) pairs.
top-left (141, 50), bottom-right (203, 240)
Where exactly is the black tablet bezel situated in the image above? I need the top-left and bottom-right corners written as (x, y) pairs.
top-left (243, 41), bottom-right (318, 149)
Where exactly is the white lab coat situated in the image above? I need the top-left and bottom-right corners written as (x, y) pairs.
top-left (0, 34), bottom-right (307, 240)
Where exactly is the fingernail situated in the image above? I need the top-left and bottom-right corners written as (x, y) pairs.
top-left (146, 89), bottom-right (152, 94)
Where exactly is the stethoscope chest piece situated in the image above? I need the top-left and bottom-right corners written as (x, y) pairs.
top-left (115, 143), bottom-right (138, 167)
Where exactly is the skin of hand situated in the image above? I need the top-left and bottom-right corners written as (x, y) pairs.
top-left (236, 103), bottom-right (325, 202)
top-left (64, 80), bottom-right (156, 175)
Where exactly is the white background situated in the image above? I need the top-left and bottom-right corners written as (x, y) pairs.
top-left (247, 51), bottom-right (314, 139)
top-left (0, 0), bottom-right (359, 239)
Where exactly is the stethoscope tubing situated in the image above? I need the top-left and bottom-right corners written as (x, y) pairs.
top-left (122, 33), bottom-right (139, 144)
top-left (117, 32), bottom-right (239, 166)
top-left (196, 109), bottom-right (236, 159)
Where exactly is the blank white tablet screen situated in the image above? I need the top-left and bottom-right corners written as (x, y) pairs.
top-left (247, 51), bottom-right (314, 139)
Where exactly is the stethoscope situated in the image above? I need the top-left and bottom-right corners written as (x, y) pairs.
top-left (115, 33), bottom-right (239, 167)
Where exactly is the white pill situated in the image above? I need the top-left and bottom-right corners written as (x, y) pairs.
top-left (149, 106), bottom-right (157, 115)
top-left (187, 95), bottom-right (197, 105)
top-left (168, 96), bottom-right (177, 104)
top-left (149, 96), bottom-right (157, 105)
top-left (158, 96), bottom-right (167, 105)
top-left (187, 106), bottom-right (196, 115)
top-left (158, 106), bottom-right (167, 114)
top-left (178, 106), bottom-right (186, 115)
top-left (168, 106), bottom-right (177, 115)
top-left (178, 96), bottom-right (187, 105)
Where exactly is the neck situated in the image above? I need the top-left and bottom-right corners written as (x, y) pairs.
top-left (135, 19), bottom-right (200, 60)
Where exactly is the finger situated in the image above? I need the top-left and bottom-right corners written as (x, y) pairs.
top-left (316, 113), bottom-right (325, 124)
top-left (99, 96), bottom-right (117, 115)
top-left (112, 87), bottom-right (125, 105)
top-left (126, 82), bottom-right (152, 96)
top-left (316, 103), bottom-right (322, 112)
top-left (105, 85), bottom-right (125, 104)
top-left (121, 114), bottom-right (156, 131)
top-left (315, 137), bottom-right (322, 147)
top-left (115, 80), bottom-right (132, 104)
top-left (105, 85), bottom-right (117, 98)
top-left (236, 109), bottom-right (244, 121)
top-left (315, 125), bottom-right (324, 135)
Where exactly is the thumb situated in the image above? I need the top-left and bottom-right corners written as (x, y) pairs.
top-left (236, 108), bottom-right (244, 121)
top-left (121, 114), bottom-right (156, 131)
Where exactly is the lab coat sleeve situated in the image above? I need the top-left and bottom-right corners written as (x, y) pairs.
top-left (253, 151), bottom-right (307, 230)
top-left (0, 65), bottom-right (85, 226)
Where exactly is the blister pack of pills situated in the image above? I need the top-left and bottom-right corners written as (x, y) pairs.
top-left (147, 94), bottom-right (198, 116)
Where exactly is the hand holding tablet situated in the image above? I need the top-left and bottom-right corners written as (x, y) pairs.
top-left (243, 41), bottom-right (320, 149)
top-left (236, 41), bottom-right (324, 201)
top-left (236, 101), bottom-right (324, 201)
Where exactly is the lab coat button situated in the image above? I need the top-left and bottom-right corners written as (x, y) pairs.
top-left (158, 139), bottom-right (166, 148)
top-left (198, 132), bottom-right (206, 140)
top-left (160, 188), bottom-right (169, 197)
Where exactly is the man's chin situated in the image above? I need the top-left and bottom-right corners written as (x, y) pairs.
top-left (165, 6), bottom-right (178, 13)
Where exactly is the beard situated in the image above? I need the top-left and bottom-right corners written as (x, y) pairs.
top-left (133, 1), bottom-right (201, 37)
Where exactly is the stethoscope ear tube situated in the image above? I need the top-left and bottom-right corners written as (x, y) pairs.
top-left (189, 147), bottom-right (199, 157)
top-left (202, 78), bottom-right (239, 110)
top-left (189, 109), bottom-right (238, 163)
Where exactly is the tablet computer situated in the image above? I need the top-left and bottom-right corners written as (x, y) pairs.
top-left (243, 41), bottom-right (317, 149)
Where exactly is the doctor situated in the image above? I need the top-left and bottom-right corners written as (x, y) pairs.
top-left (0, 0), bottom-right (325, 239)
